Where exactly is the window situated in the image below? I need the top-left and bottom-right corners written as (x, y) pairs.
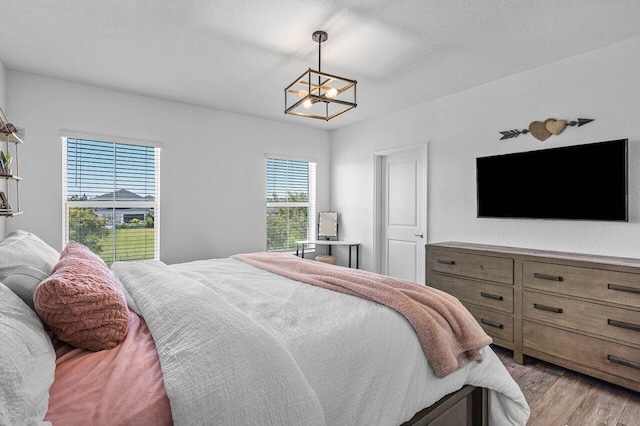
top-left (63, 137), bottom-right (160, 264)
top-left (266, 157), bottom-right (316, 252)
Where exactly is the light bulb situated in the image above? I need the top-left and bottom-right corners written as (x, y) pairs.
top-left (298, 90), bottom-right (308, 98)
top-left (303, 99), bottom-right (313, 109)
top-left (325, 87), bottom-right (338, 98)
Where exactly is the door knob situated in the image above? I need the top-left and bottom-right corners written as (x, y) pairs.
top-left (414, 233), bottom-right (424, 238)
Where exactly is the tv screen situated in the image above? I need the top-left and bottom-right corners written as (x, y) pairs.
top-left (476, 139), bottom-right (628, 221)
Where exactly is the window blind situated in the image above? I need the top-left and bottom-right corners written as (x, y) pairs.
top-left (63, 138), bottom-right (160, 264)
top-left (266, 157), bottom-right (316, 252)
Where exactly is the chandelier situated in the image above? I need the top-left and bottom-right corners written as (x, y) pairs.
top-left (284, 31), bottom-right (357, 121)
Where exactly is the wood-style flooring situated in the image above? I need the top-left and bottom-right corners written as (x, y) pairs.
top-left (492, 345), bottom-right (640, 425)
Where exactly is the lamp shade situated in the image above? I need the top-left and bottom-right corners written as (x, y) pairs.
top-left (284, 31), bottom-right (357, 121)
top-left (285, 69), bottom-right (357, 120)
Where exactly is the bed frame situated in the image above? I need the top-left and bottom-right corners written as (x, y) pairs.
top-left (402, 385), bottom-right (488, 426)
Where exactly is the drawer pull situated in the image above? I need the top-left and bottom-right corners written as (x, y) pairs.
top-left (437, 259), bottom-right (455, 265)
top-left (480, 292), bottom-right (503, 301)
top-left (608, 319), bottom-right (640, 332)
top-left (533, 272), bottom-right (564, 282)
top-left (608, 283), bottom-right (640, 295)
top-left (480, 319), bottom-right (504, 329)
top-left (533, 303), bottom-right (563, 314)
top-left (607, 355), bottom-right (640, 370)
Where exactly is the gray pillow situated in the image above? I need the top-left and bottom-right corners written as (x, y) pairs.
top-left (0, 230), bottom-right (60, 308)
top-left (0, 282), bottom-right (56, 425)
top-left (3, 266), bottom-right (50, 310)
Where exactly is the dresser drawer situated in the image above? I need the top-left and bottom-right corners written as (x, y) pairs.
top-left (524, 321), bottom-right (640, 384)
top-left (523, 291), bottom-right (640, 346)
top-left (465, 304), bottom-right (513, 343)
top-left (428, 249), bottom-right (513, 285)
top-left (430, 273), bottom-right (513, 313)
top-left (523, 261), bottom-right (640, 308)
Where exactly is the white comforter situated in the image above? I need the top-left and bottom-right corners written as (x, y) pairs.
top-left (112, 258), bottom-right (529, 426)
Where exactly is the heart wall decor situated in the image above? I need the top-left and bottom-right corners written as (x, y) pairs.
top-left (528, 120), bottom-right (553, 142)
top-left (546, 119), bottom-right (566, 135)
top-left (499, 117), bottom-right (593, 141)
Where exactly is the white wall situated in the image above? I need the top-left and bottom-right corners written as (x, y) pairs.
top-left (6, 71), bottom-right (331, 264)
top-left (0, 60), bottom-right (6, 238)
top-left (331, 36), bottom-right (640, 272)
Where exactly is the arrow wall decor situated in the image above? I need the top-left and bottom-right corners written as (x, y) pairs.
top-left (499, 118), bottom-right (594, 141)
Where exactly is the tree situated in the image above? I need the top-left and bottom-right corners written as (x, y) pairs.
top-left (68, 208), bottom-right (108, 253)
top-left (145, 209), bottom-right (155, 228)
top-left (267, 192), bottom-right (309, 251)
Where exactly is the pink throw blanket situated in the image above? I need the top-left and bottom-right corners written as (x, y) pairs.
top-left (233, 252), bottom-right (492, 378)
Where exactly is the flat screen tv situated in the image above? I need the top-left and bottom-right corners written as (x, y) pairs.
top-left (476, 139), bottom-right (628, 221)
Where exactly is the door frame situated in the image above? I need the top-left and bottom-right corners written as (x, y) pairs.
top-left (372, 142), bottom-right (428, 279)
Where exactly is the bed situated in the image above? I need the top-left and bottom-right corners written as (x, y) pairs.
top-left (0, 230), bottom-right (529, 425)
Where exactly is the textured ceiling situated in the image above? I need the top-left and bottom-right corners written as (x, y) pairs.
top-left (1, 1), bottom-right (640, 130)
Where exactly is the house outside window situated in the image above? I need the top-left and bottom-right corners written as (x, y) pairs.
top-left (62, 137), bottom-right (160, 264)
top-left (266, 156), bottom-right (316, 252)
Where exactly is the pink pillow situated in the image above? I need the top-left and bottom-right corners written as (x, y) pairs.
top-left (34, 242), bottom-right (129, 351)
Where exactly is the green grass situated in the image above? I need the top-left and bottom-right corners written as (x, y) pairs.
top-left (97, 227), bottom-right (155, 264)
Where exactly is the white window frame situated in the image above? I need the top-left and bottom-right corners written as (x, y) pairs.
top-left (266, 154), bottom-right (316, 252)
top-left (61, 132), bottom-right (161, 262)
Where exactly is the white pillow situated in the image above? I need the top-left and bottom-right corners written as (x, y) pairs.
top-left (3, 266), bottom-right (51, 311)
top-left (0, 230), bottom-right (60, 308)
top-left (0, 282), bottom-right (56, 425)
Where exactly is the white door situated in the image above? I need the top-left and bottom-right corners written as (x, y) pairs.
top-left (379, 147), bottom-right (426, 283)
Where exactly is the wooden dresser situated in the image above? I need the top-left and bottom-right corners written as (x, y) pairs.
top-left (426, 242), bottom-right (640, 392)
